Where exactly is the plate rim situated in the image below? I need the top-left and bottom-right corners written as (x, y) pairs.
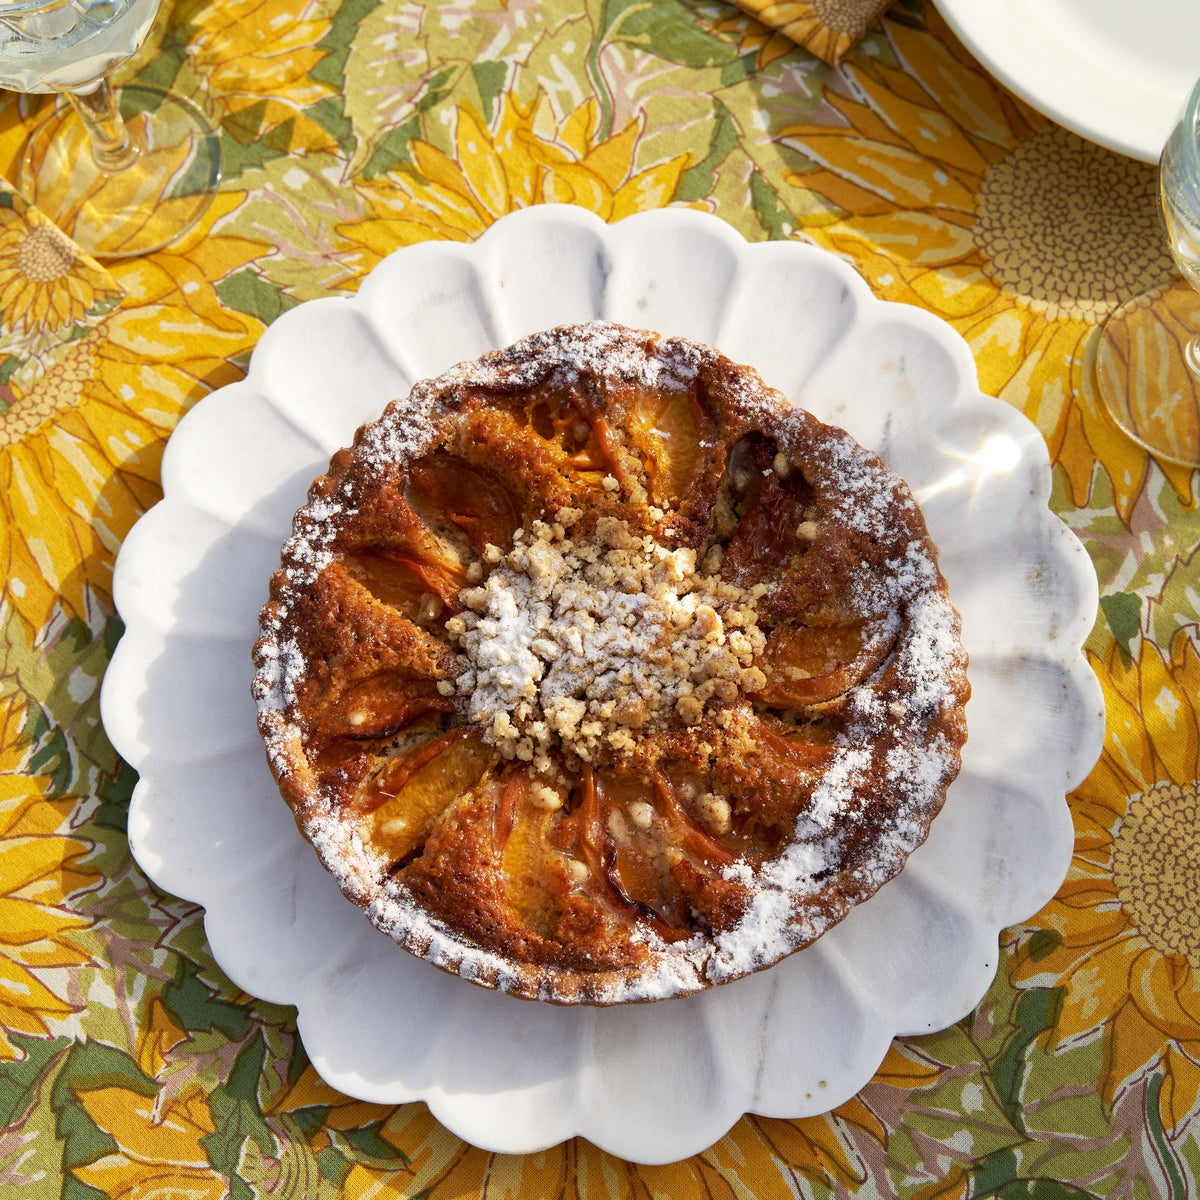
top-left (931, 0), bottom-right (1196, 162)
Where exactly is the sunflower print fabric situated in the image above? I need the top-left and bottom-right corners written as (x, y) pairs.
top-left (726, 0), bottom-right (895, 66)
top-left (1, 0), bottom-right (1199, 1195)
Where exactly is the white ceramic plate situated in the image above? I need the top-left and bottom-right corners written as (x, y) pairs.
top-left (933, 0), bottom-right (1200, 162)
top-left (101, 205), bottom-right (1104, 1164)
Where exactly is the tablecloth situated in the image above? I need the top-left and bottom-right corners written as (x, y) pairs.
top-left (2, 0), bottom-right (1200, 1195)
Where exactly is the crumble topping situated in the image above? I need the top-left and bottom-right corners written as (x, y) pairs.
top-left (441, 510), bottom-right (768, 768)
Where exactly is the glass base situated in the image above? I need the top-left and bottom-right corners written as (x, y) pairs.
top-left (1095, 279), bottom-right (1200, 469)
top-left (20, 83), bottom-right (221, 260)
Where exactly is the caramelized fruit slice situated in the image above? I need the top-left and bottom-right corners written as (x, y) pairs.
top-left (366, 729), bottom-right (497, 866)
top-left (593, 771), bottom-right (692, 934)
top-left (574, 765), bottom-right (638, 919)
top-left (754, 617), bottom-right (897, 708)
top-left (650, 767), bottom-right (736, 871)
top-left (563, 765), bottom-right (678, 938)
top-left (743, 715), bottom-right (838, 772)
top-left (522, 391), bottom-right (626, 484)
top-left (491, 766), bottom-right (524, 853)
top-left (311, 677), bottom-right (452, 754)
top-left (343, 485), bottom-right (466, 579)
top-left (583, 413), bottom-right (628, 485)
top-left (554, 766), bottom-right (741, 940)
top-left (720, 463), bottom-right (812, 586)
top-left (409, 451), bottom-right (522, 551)
top-left (343, 551), bottom-right (464, 620)
top-left (527, 393), bottom-right (611, 473)
top-left (724, 715), bottom-right (841, 850)
top-left (498, 767), bottom-right (569, 937)
top-left (625, 385), bottom-right (701, 505)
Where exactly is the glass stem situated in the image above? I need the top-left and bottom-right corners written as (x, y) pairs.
top-left (1187, 333), bottom-right (1200, 381)
top-left (66, 79), bottom-right (139, 173)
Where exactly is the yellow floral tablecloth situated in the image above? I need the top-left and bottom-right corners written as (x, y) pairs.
top-left (3, 0), bottom-right (1200, 1194)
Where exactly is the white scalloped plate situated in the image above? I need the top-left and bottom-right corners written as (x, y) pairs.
top-left (933, 0), bottom-right (1199, 163)
top-left (101, 205), bottom-right (1104, 1164)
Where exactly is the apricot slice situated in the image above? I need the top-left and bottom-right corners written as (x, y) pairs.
top-left (499, 769), bottom-right (569, 937)
top-left (754, 617), bottom-right (897, 708)
top-left (527, 394), bottom-right (610, 472)
top-left (742, 716), bottom-right (838, 772)
top-left (362, 489), bottom-right (465, 577)
top-left (312, 677), bottom-right (452, 752)
top-left (343, 551), bottom-right (463, 620)
top-left (491, 766), bottom-right (524, 853)
top-left (721, 470), bottom-right (808, 586)
top-left (567, 765), bottom-right (680, 935)
top-left (626, 385), bottom-right (701, 505)
top-left (409, 451), bottom-right (522, 551)
top-left (594, 772), bottom-right (692, 934)
top-left (650, 767), bottom-right (736, 870)
top-left (366, 730), bottom-right (497, 865)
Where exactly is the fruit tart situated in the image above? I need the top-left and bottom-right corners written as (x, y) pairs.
top-left (252, 322), bottom-right (970, 1004)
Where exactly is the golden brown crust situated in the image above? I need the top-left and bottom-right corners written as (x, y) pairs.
top-left (252, 323), bottom-right (970, 1004)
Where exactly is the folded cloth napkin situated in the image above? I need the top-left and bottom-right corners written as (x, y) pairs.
top-left (729, 0), bottom-right (895, 64)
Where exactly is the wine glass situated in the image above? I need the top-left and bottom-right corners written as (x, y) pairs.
top-left (1096, 74), bottom-right (1200, 468)
top-left (0, 0), bottom-right (221, 259)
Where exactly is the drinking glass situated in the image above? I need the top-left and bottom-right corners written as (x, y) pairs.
top-left (0, 0), bottom-right (220, 258)
top-left (1096, 74), bottom-right (1200, 468)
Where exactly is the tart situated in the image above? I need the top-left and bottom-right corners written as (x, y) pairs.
top-left (252, 322), bottom-right (970, 1005)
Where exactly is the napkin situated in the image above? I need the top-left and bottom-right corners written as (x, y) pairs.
top-left (729, 0), bottom-right (895, 65)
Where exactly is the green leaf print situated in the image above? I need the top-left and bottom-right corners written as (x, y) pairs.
top-left (201, 1032), bottom-right (277, 1180)
top-left (92, 757), bottom-right (137, 832)
top-left (719, 52), bottom-right (758, 88)
top-left (971, 1147), bottom-right (1020, 1196)
top-left (24, 701), bottom-right (74, 797)
top-left (472, 60), bottom-right (509, 125)
top-left (220, 102), bottom-right (297, 175)
top-left (61, 1175), bottom-right (106, 1200)
top-left (1146, 1072), bottom-right (1187, 1199)
top-left (995, 1182), bottom-right (1101, 1199)
top-left (676, 97), bottom-right (738, 203)
top-left (130, 22), bottom-right (188, 92)
top-left (991, 986), bottom-right (1064, 1134)
top-left (750, 170), bottom-right (795, 241)
top-left (1100, 592), bottom-right (1142, 667)
top-left (0, 1033), bottom-right (71, 1129)
top-left (310, 0), bottom-right (383, 94)
top-left (50, 1040), bottom-right (157, 1169)
top-left (292, 1105), bottom-right (333, 1138)
top-left (1150, 542), bottom-right (1200, 651)
top-left (240, 1118), bottom-right (346, 1199)
top-left (337, 1120), bottom-right (411, 1165)
top-left (586, 0), bottom-right (733, 139)
top-left (358, 67), bottom-right (457, 180)
top-left (162, 956), bottom-right (253, 1041)
top-left (318, 1145), bottom-right (353, 1185)
top-left (216, 268), bottom-right (302, 327)
top-left (342, 1), bottom-right (448, 178)
top-left (605, 0), bottom-right (736, 69)
top-left (362, 115), bottom-right (423, 179)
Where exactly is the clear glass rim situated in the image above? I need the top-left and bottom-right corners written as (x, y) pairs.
top-left (0, 0), bottom-right (80, 18)
top-left (1182, 72), bottom-right (1200, 183)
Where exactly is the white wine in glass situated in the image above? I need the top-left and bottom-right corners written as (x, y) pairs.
top-left (0, 0), bottom-right (220, 258)
top-left (1096, 74), bottom-right (1200, 468)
